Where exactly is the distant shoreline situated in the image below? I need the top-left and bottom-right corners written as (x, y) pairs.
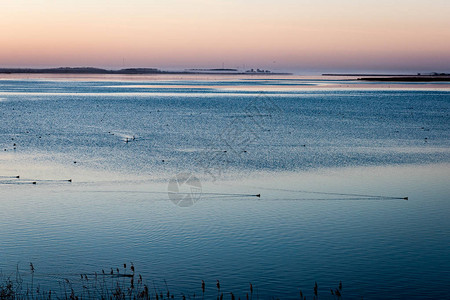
top-left (357, 76), bottom-right (450, 82)
top-left (0, 67), bottom-right (291, 75)
top-left (322, 73), bottom-right (450, 82)
top-left (322, 73), bottom-right (417, 76)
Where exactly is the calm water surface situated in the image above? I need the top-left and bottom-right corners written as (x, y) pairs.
top-left (0, 75), bottom-right (449, 299)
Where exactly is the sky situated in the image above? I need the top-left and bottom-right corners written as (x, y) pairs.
top-left (1, 0), bottom-right (450, 73)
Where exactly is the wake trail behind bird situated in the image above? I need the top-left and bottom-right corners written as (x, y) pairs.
top-left (240, 185), bottom-right (408, 200)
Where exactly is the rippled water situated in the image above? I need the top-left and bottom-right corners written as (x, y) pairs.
top-left (0, 75), bottom-right (449, 299)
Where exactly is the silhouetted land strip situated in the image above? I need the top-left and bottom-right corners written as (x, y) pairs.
top-left (322, 73), bottom-right (450, 81)
top-left (0, 67), bottom-right (291, 75)
top-left (323, 73), bottom-right (417, 76)
top-left (358, 76), bottom-right (450, 82)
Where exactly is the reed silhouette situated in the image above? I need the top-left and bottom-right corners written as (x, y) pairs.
top-left (1, 263), bottom-right (349, 299)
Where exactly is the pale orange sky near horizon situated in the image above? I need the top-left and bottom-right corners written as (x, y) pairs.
top-left (1, 0), bottom-right (450, 73)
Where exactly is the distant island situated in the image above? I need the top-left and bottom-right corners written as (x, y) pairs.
top-left (323, 72), bottom-right (450, 82)
top-left (0, 67), bottom-right (291, 75)
top-left (357, 75), bottom-right (450, 82)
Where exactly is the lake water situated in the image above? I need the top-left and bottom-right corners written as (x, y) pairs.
top-left (0, 75), bottom-right (449, 299)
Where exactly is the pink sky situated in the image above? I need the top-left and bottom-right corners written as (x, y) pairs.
top-left (1, 0), bottom-right (450, 73)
